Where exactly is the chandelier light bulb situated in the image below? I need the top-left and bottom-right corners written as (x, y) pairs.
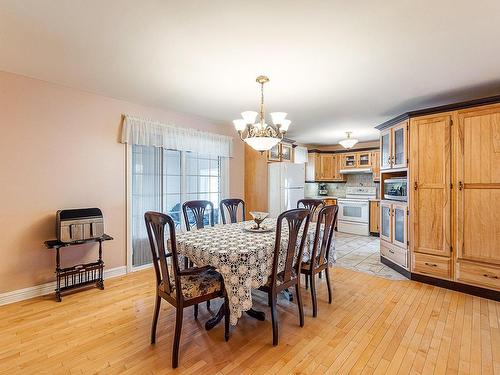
top-left (233, 119), bottom-right (247, 131)
top-left (241, 111), bottom-right (258, 125)
top-left (270, 112), bottom-right (287, 125)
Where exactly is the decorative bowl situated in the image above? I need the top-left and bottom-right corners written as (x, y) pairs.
top-left (249, 211), bottom-right (269, 229)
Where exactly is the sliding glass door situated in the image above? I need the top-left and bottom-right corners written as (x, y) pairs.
top-left (130, 144), bottom-right (226, 268)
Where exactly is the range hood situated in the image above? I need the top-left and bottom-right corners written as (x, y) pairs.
top-left (339, 168), bottom-right (372, 174)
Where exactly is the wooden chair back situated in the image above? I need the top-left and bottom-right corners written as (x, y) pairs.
top-left (144, 211), bottom-right (181, 299)
top-left (182, 200), bottom-right (214, 231)
top-left (297, 199), bottom-right (324, 215)
top-left (310, 205), bottom-right (338, 268)
top-left (270, 208), bottom-right (311, 288)
top-left (220, 198), bottom-right (246, 224)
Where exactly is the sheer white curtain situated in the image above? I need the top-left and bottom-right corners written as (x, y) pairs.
top-left (121, 115), bottom-right (233, 157)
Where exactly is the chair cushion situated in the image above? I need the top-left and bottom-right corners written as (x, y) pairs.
top-left (160, 268), bottom-right (222, 300)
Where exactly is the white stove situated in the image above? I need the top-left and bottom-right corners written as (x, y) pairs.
top-left (337, 187), bottom-right (377, 236)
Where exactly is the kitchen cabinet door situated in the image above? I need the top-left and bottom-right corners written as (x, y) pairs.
top-left (319, 154), bottom-right (335, 180)
top-left (342, 153), bottom-right (357, 168)
top-left (456, 105), bottom-right (500, 266)
top-left (409, 115), bottom-right (451, 257)
top-left (369, 200), bottom-right (380, 233)
top-left (392, 121), bottom-right (408, 169)
top-left (380, 202), bottom-right (392, 243)
top-left (357, 152), bottom-right (371, 168)
top-left (371, 150), bottom-right (380, 181)
top-left (333, 154), bottom-right (346, 181)
top-left (392, 203), bottom-right (408, 249)
top-left (380, 129), bottom-right (392, 170)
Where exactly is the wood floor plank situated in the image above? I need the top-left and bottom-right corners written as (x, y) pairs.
top-left (0, 267), bottom-right (498, 375)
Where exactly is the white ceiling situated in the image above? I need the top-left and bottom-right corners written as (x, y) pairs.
top-left (1, 0), bottom-right (500, 144)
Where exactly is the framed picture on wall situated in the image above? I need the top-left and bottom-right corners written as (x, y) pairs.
top-left (267, 144), bottom-right (281, 162)
top-left (281, 143), bottom-right (293, 162)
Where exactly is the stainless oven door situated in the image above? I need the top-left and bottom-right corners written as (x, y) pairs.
top-left (338, 200), bottom-right (369, 223)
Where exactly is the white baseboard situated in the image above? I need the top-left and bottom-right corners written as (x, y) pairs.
top-left (0, 266), bottom-right (127, 306)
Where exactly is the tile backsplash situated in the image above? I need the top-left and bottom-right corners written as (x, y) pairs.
top-left (305, 173), bottom-right (379, 198)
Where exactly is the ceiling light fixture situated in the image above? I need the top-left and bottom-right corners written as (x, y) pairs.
top-left (233, 76), bottom-right (290, 152)
top-left (339, 132), bottom-right (359, 149)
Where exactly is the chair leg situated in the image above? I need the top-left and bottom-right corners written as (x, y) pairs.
top-left (268, 292), bottom-right (272, 307)
top-left (310, 273), bottom-right (318, 318)
top-left (325, 266), bottom-right (333, 304)
top-left (151, 295), bottom-right (161, 344)
top-left (270, 294), bottom-right (279, 346)
top-left (295, 283), bottom-right (304, 327)
top-left (194, 304), bottom-right (198, 319)
top-left (172, 307), bottom-right (183, 369)
top-left (224, 295), bottom-right (230, 342)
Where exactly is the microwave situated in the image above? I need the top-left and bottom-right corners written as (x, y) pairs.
top-left (384, 177), bottom-right (407, 201)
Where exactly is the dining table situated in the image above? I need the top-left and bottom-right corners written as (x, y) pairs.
top-left (175, 218), bottom-right (336, 327)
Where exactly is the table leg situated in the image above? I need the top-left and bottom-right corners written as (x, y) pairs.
top-left (245, 308), bottom-right (266, 321)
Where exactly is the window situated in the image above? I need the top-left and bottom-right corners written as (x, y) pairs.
top-left (130, 145), bottom-right (227, 268)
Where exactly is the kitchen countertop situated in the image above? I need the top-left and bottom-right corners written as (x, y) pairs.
top-left (304, 195), bottom-right (343, 200)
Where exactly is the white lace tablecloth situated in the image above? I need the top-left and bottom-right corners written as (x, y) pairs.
top-left (175, 219), bottom-right (336, 325)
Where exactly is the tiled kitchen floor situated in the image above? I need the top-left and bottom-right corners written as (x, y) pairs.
top-left (334, 232), bottom-right (408, 280)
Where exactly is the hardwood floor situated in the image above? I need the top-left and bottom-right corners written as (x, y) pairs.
top-left (1, 267), bottom-right (499, 374)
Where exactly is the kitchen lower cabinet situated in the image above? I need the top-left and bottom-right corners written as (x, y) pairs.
top-left (380, 201), bottom-right (408, 269)
top-left (369, 200), bottom-right (379, 234)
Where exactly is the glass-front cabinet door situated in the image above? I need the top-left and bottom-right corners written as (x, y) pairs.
top-left (357, 152), bottom-right (371, 167)
top-left (342, 153), bottom-right (357, 168)
top-left (380, 129), bottom-right (392, 170)
top-left (380, 202), bottom-right (392, 243)
top-left (392, 121), bottom-right (407, 168)
top-left (392, 203), bottom-right (408, 249)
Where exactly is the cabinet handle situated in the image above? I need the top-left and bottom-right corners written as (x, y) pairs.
top-left (483, 274), bottom-right (498, 279)
top-left (424, 262), bottom-right (438, 267)
top-left (458, 181), bottom-right (463, 191)
top-left (388, 249), bottom-right (395, 254)
top-left (414, 182), bottom-right (418, 190)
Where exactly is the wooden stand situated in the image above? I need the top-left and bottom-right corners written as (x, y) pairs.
top-left (44, 234), bottom-right (113, 302)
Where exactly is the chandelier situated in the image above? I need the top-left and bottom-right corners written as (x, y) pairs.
top-left (339, 132), bottom-right (359, 149)
top-left (233, 75), bottom-right (290, 152)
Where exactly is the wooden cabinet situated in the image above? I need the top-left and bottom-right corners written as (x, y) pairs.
top-left (357, 152), bottom-right (371, 167)
top-left (306, 153), bottom-right (346, 182)
top-left (341, 153), bottom-right (357, 168)
top-left (380, 201), bottom-right (408, 269)
top-left (318, 154), bottom-right (335, 180)
top-left (369, 200), bottom-right (380, 234)
top-left (380, 120), bottom-right (408, 170)
top-left (409, 115), bottom-right (452, 258)
top-left (412, 252), bottom-right (452, 279)
top-left (371, 150), bottom-right (380, 181)
top-left (454, 105), bottom-right (500, 290)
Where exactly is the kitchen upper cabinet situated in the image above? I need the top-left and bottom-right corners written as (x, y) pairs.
top-left (341, 153), bottom-right (357, 168)
top-left (456, 105), bottom-right (500, 268)
top-left (318, 154), bottom-right (335, 180)
top-left (357, 152), bottom-right (371, 167)
top-left (410, 115), bottom-right (452, 258)
top-left (380, 120), bottom-right (408, 170)
top-left (371, 150), bottom-right (380, 181)
top-left (333, 155), bottom-right (346, 181)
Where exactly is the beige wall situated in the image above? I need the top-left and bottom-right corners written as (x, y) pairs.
top-left (0, 71), bottom-right (244, 293)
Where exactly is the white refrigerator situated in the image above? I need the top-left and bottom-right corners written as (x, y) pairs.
top-left (268, 162), bottom-right (305, 218)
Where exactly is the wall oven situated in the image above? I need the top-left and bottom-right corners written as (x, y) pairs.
top-left (384, 177), bottom-right (407, 201)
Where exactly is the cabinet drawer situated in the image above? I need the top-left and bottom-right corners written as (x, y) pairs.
top-left (457, 262), bottom-right (500, 291)
top-left (412, 252), bottom-right (451, 279)
top-left (381, 241), bottom-right (407, 268)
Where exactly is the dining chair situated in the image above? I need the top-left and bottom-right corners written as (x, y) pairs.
top-left (258, 208), bottom-right (311, 346)
top-left (297, 198), bottom-right (324, 216)
top-left (182, 200), bottom-right (215, 307)
top-left (182, 200), bottom-right (215, 231)
top-left (300, 204), bottom-right (338, 317)
top-left (220, 198), bottom-right (246, 224)
top-left (144, 211), bottom-right (229, 368)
